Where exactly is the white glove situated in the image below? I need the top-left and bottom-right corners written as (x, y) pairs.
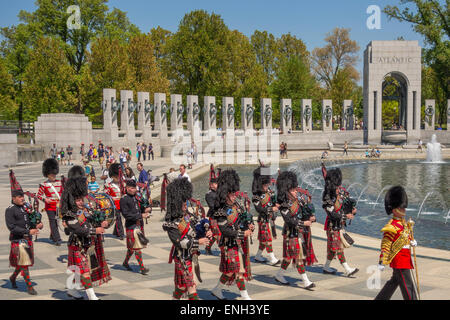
top-left (378, 264), bottom-right (385, 272)
top-left (410, 240), bottom-right (417, 247)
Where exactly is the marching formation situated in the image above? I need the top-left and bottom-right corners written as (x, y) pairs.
top-left (5, 159), bottom-right (420, 300)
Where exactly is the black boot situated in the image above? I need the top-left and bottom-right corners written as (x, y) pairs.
top-left (9, 276), bottom-right (17, 289)
top-left (27, 287), bottom-right (37, 296)
top-left (140, 267), bottom-right (149, 275)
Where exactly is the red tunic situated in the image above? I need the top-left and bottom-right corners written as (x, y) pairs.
top-left (37, 180), bottom-right (63, 211)
top-left (380, 218), bottom-right (413, 269)
top-left (104, 182), bottom-right (122, 210)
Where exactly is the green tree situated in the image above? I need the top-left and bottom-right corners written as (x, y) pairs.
top-left (0, 24), bottom-right (33, 124)
top-left (19, 0), bottom-right (140, 113)
top-left (270, 56), bottom-right (318, 127)
top-left (250, 30), bottom-right (277, 85)
top-left (0, 57), bottom-right (16, 119)
top-left (23, 37), bottom-right (76, 121)
top-left (163, 10), bottom-right (231, 97)
top-left (384, 0), bottom-right (449, 125)
top-left (149, 26), bottom-right (172, 71)
top-left (312, 28), bottom-right (360, 89)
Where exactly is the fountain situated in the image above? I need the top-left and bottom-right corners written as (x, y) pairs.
top-left (426, 134), bottom-right (442, 162)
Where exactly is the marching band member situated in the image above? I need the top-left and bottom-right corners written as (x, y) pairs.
top-left (375, 186), bottom-right (418, 300)
top-left (252, 167), bottom-right (280, 266)
top-left (163, 178), bottom-right (211, 300)
top-left (61, 176), bottom-right (111, 300)
top-left (204, 177), bottom-right (220, 255)
top-left (37, 158), bottom-right (63, 246)
top-left (297, 188), bottom-right (318, 266)
top-left (211, 169), bottom-right (254, 300)
top-left (121, 180), bottom-right (151, 275)
top-left (104, 163), bottom-right (125, 240)
top-left (273, 171), bottom-right (315, 289)
top-left (321, 168), bottom-right (358, 277)
top-left (6, 189), bottom-right (43, 295)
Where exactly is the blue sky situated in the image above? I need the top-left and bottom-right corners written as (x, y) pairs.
top-left (0, 0), bottom-right (428, 80)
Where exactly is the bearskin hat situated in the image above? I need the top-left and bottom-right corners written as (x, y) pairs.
top-left (322, 168), bottom-right (342, 202)
top-left (165, 177), bottom-right (193, 221)
top-left (276, 171), bottom-right (298, 204)
top-left (68, 165), bottom-right (85, 179)
top-left (252, 166), bottom-right (272, 195)
top-left (42, 158), bottom-right (59, 177)
top-left (60, 176), bottom-right (88, 216)
top-left (109, 163), bottom-right (120, 178)
top-left (215, 169), bottom-right (240, 208)
top-left (384, 186), bottom-right (408, 215)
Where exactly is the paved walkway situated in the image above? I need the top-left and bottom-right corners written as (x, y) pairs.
top-left (0, 149), bottom-right (449, 300)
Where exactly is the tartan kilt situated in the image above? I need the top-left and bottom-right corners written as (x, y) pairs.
top-left (220, 246), bottom-right (240, 275)
top-left (300, 227), bottom-right (318, 266)
top-left (209, 217), bottom-right (221, 238)
top-left (219, 240), bottom-right (251, 281)
top-left (90, 235), bottom-right (111, 287)
top-left (327, 228), bottom-right (343, 253)
top-left (257, 221), bottom-right (272, 243)
top-left (126, 227), bottom-right (145, 251)
top-left (282, 235), bottom-right (303, 261)
top-left (9, 239), bottom-right (34, 268)
top-left (174, 257), bottom-right (195, 288)
top-left (68, 245), bottom-right (90, 275)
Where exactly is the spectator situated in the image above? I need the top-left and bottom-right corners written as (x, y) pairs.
top-left (148, 143), bottom-right (154, 160)
top-left (60, 147), bottom-right (66, 166)
top-left (142, 143), bottom-right (147, 161)
top-left (109, 147), bottom-right (115, 163)
top-left (98, 144), bottom-right (105, 167)
top-left (80, 143), bottom-right (85, 161)
top-left (83, 159), bottom-right (94, 177)
top-left (93, 146), bottom-right (98, 161)
top-left (66, 145), bottom-right (73, 165)
top-left (376, 148), bottom-right (381, 158)
top-left (192, 142), bottom-right (198, 164)
top-left (50, 144), bottom-right (57, 159)
top-left (343, 141), bottom-right (349, 156)
top-left (56, 149), bottom-right (61, 165)
top-left (365, 149), bottom-right (370, 158)
top-left (417, 139), bottom-right (423, 153)
top-left (179, 164), bottom-right (191, 182)
top-left (88, 174), bottom-right (100, 193)
top-left (87, 145), bottom-right (93, 162)
top-left (167, 168), bottom-right (179, 183)
top-left (137, 162), bottom-right (149, 185)
top-left (125, 167), bottom-right (137, 182)
top-left (101, 162), bottom-right (112, 186)
top-left (186, 150), bottom-right (193, 169)
top-left (119, 148), bottom-right (127, 171)
top-left (321, 150), bottom-right (329, 159)
top-left (137, 143), bottom-right (142, 162)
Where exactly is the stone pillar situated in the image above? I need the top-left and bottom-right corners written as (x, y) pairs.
top-left (424, 99), bottom-right (435, 131)
top-left (260, 98), bottom-right (272, 131)
top-left (343, 100), bottom-right (354, 130)
top-left (137, 92), bottom-right (151, 140)
top-left (241, 98), bottom-right (254, 132)
top-left (120, 90), bottom-right (136, 139)
top-left (300, 99), bottom-right (312, 133)
top-left (170, 94), bottom-right (184, 140)
top-left (102, 88), bottom-right (119, 143)
top-left (154, 93), bottom-right (168, 140)
top-left (187, 95), bottom-right (200, 137)
top-left (203, 96), bottom-right (217, 133)
top-left (222, 97), bottom-right (235, 136)
top-left (322, 100), bottom-right (333, 132)
top-left (280, 99), bottom-right (292, 133)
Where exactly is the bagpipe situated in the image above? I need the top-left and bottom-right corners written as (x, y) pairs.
top-left (85, 193), bottom-right (116, 228)
top-left (9, 170), bottom-right (42, 229)
top-left (338, 186), bottom-right (357, 218)
top-left (296, 187), bottom-right (316, 222)
top-left (185, 198), bottom-right (210, 239)
top-left (234, 191), bottom-right (254, 245)
top-left (136, 182), bottom-right (153, 224)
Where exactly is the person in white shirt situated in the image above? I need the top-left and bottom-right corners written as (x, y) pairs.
top-left (178, 164), bottom-right (191, 182)
top-left (101, 162), bottom-right (112, 186)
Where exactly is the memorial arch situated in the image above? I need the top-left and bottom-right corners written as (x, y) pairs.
top-left (363, 41), bottom-right (421, 144)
